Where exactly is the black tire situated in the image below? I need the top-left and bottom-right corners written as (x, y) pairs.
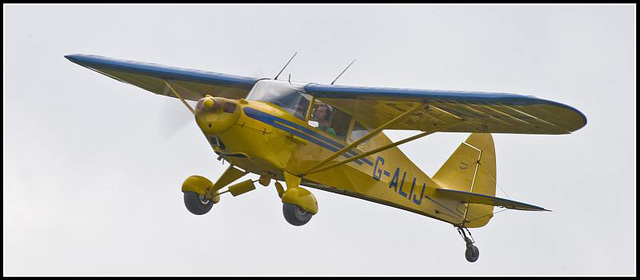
top-left (184, 192), bottom-right (214, 215)
top-left (283, 203), bottom-right (313, 226)
top-left (465, 245), bottom-right (480, 263)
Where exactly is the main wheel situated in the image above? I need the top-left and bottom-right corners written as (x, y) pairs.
top-left (283, 203), bottom-right (313, 226)
top-left (465, 245), bottom-right (480, 263)
top-left (183, 192), bottom-right (214, 215)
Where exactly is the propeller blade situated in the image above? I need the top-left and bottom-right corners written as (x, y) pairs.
top-left (159, 98), bottom-right (194, 140)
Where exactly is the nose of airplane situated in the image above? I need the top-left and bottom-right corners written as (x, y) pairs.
top-left (195, 97), bottom-right (241, 134)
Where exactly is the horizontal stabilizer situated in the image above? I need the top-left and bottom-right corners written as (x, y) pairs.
top-left (435, 188), bottom-right (549, 212)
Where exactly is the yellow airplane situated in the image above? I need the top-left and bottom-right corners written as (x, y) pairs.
top-left (66, 54), bottom-right (587, 262)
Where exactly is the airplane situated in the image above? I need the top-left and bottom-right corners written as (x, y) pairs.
top-left (65, 53), bottom-right (587, 262)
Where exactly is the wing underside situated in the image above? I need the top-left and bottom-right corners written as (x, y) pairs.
top-left (305, 84), bottom-right (587, 135)
top-left (66, 54), bottom-right (261, 101)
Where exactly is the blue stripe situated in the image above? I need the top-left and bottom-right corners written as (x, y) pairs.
top-left (260, 111), bottom-right (373, 166)
top-left (308, 83), bottom-right (543, 103)
top-left (273, 121), bottom-right (356, 162)
top-left (243, 107), bottom-right (362, 164)
top-left (265, 112), bottom-right (361, 158)
top-left (244, 107), bottom-right (375, 166)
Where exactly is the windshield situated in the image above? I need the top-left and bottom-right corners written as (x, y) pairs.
top-left (246, 80), bottom-right (311, 120)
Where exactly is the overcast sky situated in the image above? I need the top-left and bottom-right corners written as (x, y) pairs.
top-left (4, 4), bottom-right (636, 276)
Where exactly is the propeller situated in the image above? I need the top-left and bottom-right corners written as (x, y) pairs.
top-left (159, 67), bottom-right (265, 140)
top-left (159, 97), bottom-right (195, 140)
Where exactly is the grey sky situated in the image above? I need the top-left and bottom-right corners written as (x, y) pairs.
top-left (4, 4), bottom-right (636, 276)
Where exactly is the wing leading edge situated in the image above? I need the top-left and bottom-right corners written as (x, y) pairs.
top-left (65, 54), bottom-right (261, 101)
top-left (305, 83), bottom-right (587, 135)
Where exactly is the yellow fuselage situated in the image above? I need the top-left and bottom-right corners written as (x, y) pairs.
top-left (195, 97), bottom-right (464, 226)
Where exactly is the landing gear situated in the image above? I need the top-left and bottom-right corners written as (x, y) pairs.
top-left (183, 192), bottom-right (214, 215)
top-left (465, 244), bottom-right (480, 263)
top-left (282, 203), bottom-right (313, 226)
top-left (457, 227), bottom-right (480, 262)
top-left (279, 173), bottom-right (318, 227)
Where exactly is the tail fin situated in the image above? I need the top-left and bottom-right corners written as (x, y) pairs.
top-left (432, 133), bottom-right (497, 228)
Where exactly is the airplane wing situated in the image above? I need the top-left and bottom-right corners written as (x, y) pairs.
top-left (304, 83), bottom-right (587, 134)
top-left (65, 54), bottom-right (261, 101)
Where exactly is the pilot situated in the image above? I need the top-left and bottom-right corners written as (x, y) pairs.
top-left (314, 104), bottom-right (337, 136)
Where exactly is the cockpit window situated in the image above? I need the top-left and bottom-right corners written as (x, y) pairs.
top-left (310, 101), bottom-right (351, 141)
top-left (246, 80), bottom-right (311, 121)
top-left (349, 121), bottom-right (370, 143)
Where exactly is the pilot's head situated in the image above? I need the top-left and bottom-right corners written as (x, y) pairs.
top-left (315, 104), bottom-right (332, 121)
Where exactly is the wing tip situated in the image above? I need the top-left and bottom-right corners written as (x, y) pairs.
top-left (64, 54), bottom-right (79, 63)
top-left (65, 54), bottom-right (92, 66)
top-left (526, 205), bottom-right (552, 212)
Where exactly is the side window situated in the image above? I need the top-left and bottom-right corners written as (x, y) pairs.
top-left (330, 109), bottom-right (351, 141)
top-left (310, 102), bottom-right (351, 141)
top-left (291, 94), bottom-right (311, 121)
top-left (349, 121), bottom-right (369, 143)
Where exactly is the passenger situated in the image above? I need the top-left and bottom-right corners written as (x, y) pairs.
top-left (314, 104), bottom-right (337, 136)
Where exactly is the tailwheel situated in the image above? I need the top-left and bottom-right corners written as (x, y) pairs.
top-left (465, 244), bottom-right (480, 263)
top-left (282, 203), bottom-right (313, 226)
top-left (457, 226), bottom-right (480, 263)
top-left (183, 192), bottom-right (214, 215)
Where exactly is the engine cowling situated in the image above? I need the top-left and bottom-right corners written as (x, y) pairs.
top-left (195, 96), bottom-right (241, 134)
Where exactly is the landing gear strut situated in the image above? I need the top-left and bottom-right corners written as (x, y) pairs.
top-left (457, 227), bottom-right (480, 262)
top-left (279, 173), bottom-right (318, 227)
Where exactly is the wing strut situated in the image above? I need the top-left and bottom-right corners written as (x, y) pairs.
top-left (301, 105), bottom-right (423, 176)
top-left (163, 79), bottom-right (195, 115)
top-left (302, 121), bottom-right (462, 176)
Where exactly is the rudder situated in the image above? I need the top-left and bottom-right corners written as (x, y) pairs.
top-left (432, 133), bottom-right (496, 228)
